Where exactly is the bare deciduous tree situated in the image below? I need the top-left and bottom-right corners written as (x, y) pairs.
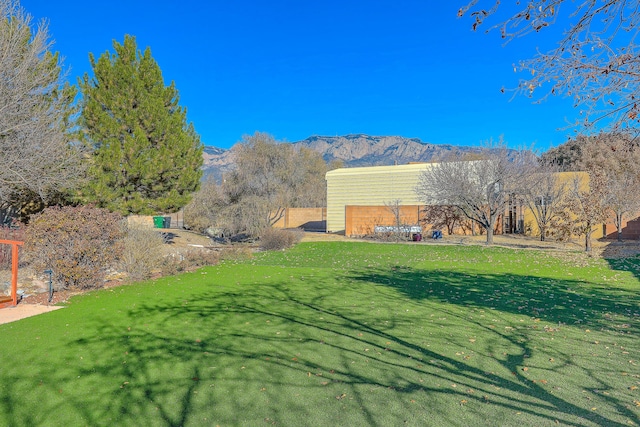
top-left (579, 132), bottom-right (640, 241)
top-left (460, 1), bottom-right (640, 130)
top-left (420, 205), bottom-right (470, 236)
top-left (0, 0), bottom-right (82, 214)
top-left (186, 132), bottom-right (333, 239)
top-left (521, 166), bottom-right (568, 241)
top-left (183, 177), bottom-right (227, 234)
top-left (289, 148), bottom-right (337, 208)
top-left (383, 199), bottom-right (412, 241)
top-left (564, 170), bottom-right (609, 252)
top-left (416, 145), bottom-right (534, 245)
top-left (225, 132), bottom-right (299, 233)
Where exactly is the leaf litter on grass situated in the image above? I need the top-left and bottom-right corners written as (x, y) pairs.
top-left (0, 242), bottom-right (638, 426)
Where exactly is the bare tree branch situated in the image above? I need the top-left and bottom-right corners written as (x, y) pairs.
top-left (189, 132), bottom-right (332, 239)
top-left (0, 0), bottom-right (83, 211)
top-left (578, 132), bottom-right (640, 241)
top-left (416, 143), bottom-right (535, 245)
top-left (564, 170), bottom-right (609, 251)
top-left (460, 0), bottom-right (640, 131)
top-left (520, 166), bottom-right (569, 241)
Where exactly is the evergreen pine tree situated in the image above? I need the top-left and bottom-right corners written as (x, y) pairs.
top-left (79, 35), bottom-right (203, 215)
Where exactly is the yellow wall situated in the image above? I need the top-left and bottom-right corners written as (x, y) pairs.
top-left (325, 163), bottom-right (433, 233)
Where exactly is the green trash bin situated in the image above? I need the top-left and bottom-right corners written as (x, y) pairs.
top-left (153, 216), bottom-right (164, 228)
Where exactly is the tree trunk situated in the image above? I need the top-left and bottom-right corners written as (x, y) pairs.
top-left (585, 230), bottom-right (592, 252)
top-left (539, 225), bottom-right (546, 242)
top-left (617, 213), bottom-right (623, 242)
top-left (486, 226), bottom-right (494, 245)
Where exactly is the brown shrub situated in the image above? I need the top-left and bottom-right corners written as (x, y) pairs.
top-left (260, 228), bottom-right (303, 251)
top-left (24, 206), bottom-right (124, 289)
top-left (219, 245), bottom-right (254, 261)
top-left (120, 225), bottom-right (166, 281)
top-left (161, 249), bottom-right (220, 276)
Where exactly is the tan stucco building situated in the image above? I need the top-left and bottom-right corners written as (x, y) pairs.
top-left (325, 163), bottom-right (432, 234)
top-left (325, 165), bottom-right (616, 239)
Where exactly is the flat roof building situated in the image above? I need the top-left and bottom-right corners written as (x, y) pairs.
top-left (325, 163), bottom-right (433, 234)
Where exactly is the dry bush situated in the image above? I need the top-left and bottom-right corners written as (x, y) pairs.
top-left (183, 249), bottom-right (220, 267)
top-left (120, 225), bottom-right (166, 281)
top-left (547, 209), bottom-right (574, 242)
top-left (183, 178), bottom-right (226, 233)
top-left (219, 245), bottom-right (254, 261)
top-left (161, 249), bottom-right (220, 276)
top-left (370, 231), bottom-right (412, 242)
top-left (260, 228), bottom-right (304, 251)
top-left (24, 206), bottom-right (124, 290)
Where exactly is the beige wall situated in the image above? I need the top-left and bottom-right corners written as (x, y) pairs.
top-left (272, 208), bottom-right (326, 230)
top-left (127, 215), bottom-right (155, 228)
top-left (326, 163), bottom-right (432, 233)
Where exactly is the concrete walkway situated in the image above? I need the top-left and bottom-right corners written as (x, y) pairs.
top-left (0, 304), bottom-right (63, 325)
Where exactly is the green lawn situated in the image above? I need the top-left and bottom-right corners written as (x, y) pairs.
top-left (1, 242), bottom-right (638, 426)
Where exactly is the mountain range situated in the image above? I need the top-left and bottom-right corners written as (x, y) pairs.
top-left (202, 134), bottom-right (484, 181)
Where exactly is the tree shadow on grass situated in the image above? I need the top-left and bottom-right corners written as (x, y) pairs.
top-left (349, 266), bottom-right (640, 334)
top-left (25, 271), bottom-right (636, 427)
top-left (347, 266), bottom-right (639, 424)
top-left (603, 247), bottom-right (640, 282)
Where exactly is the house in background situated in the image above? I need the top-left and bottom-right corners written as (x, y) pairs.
top-left (325, 164), bottom-right (618, 240)
top-left (271, 161), bottom-right (636, 240)
top-left (325, 163), bottom-right (432, 236)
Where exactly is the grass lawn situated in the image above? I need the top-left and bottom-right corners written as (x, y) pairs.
top-left (0, 242), bottom-right (638, 426)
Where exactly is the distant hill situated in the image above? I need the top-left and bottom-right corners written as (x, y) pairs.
top-left (293, 134), bottom-right (484, 166)
top-left (202, 134), bottom-right (484, 182)
top-left (201, 146), bottom-right (234, 182)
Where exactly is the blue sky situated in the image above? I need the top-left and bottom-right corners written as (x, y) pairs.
top-left (21, 0), bottom-right (581, 151)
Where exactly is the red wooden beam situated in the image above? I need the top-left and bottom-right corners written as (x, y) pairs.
top-left (0, 240), bottom-right (24, 308)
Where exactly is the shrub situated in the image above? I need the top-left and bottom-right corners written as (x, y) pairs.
top-left (369, 230), bottom-right (411, 242)
top-left (161, 248), bottom-right (220, 276)
top-left (220, 243), bottom-right (253, 261)
top-left (219, 245), bottom-right (253, 261)
top-left (183, 178), bottom-right (226, 233)
top-left (120, 225), bottom-right (166, 281)
top-left (24, 206), bottom-right (124, 290)
top-left (0, 223), bottom-right (23, 269)
top-left (260, 228), bottom-right (304, 251)
top-left (547, 209), bottom-right (574, 242)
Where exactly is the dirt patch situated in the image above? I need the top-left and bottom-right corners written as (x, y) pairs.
top-left (20, 289), bottom-right (81, 306)
top-left (157, 228), bottom-right (217, 253)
